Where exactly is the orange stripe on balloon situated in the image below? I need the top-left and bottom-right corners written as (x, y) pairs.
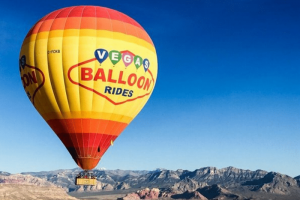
top-left (47, 118), bottom-right (128, 136)
top-left (26, 17), bottom-right (153, 46)
top-left (37, 6), bottom-right (143, 29)
top-left (80, 17), bottom-right (97, 29)
top-left (38, 19), bottom-right (54, 32)
top-left (51, 18), bottom-right (67, 30)
top-left (64, 17), bottom-right (81, 29)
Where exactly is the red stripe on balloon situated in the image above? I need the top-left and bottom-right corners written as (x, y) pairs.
top-left (56, 132), bottom-right (117, 148)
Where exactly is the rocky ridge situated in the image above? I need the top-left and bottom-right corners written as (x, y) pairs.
top-left (22, 166), bottom-right (270, 192)
top-left (12, 167), bottom-right (300, 199)
top-left (0, 173), bottom-right (55, 186)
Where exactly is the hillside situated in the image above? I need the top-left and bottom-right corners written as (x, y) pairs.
top-left (0, 173), bottom-right (77, 200)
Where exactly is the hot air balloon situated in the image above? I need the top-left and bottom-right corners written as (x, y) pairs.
top-left (19, 6), bottom-right (157, 185)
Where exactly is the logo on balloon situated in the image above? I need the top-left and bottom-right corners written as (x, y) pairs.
top-left (67, 49), bottom-right (155, 105)
top-left (94, 49), bottom-right (150, 72)
top-left (19, 55), bottom-right (45, 105)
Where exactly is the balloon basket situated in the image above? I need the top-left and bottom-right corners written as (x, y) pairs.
top-left (75, 171), bottom-right (97, 186)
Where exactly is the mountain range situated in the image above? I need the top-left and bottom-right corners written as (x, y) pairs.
top-left (1, 167), bottom-right (300, 199)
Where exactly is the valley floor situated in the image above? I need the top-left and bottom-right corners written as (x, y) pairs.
top-left (69, 189), bottom-right (132, 200)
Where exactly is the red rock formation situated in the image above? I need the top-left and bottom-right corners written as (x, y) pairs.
top-left (121, 188), bottom-right (160, 200)
top-left (122, 192), bottom-right (141, 200)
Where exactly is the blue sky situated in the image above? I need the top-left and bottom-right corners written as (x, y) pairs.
top-left (0, 0), bottom-right (300, 176)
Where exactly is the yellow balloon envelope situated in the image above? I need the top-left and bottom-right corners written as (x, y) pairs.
top-left (19, 6), bottom-right (157, 170)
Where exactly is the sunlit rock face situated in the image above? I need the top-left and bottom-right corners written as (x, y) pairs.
top-left (0, 173), bottom-right (77, 200)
